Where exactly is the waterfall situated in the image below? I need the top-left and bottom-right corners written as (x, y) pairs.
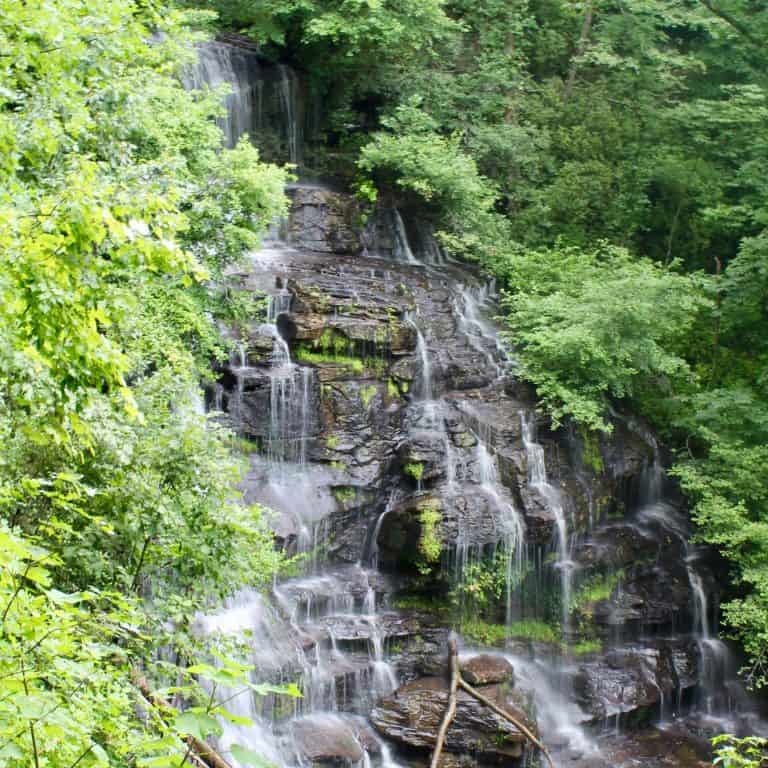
top-left (520, 411), bottom-right (573, 633)
top-left (476, 441), bottom-right (526, 624)
top-left (635, 457), bottom-right (737, 717)
top-left (184, 41), bottom-right (303, 164)
top-left (276, 64), bottom-right (302, 166)
top-left (183, 41), bottom-right (263, 149)
top-left (404, 311), bottom-right (433, 402)
top-left (391, 209), bottom-right (418, 264)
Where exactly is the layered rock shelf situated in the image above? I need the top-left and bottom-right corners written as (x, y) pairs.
top-left (202, 184), bottom-right (746, 767)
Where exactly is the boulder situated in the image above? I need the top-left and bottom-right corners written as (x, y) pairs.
top-left (290, 715), bottom-right (366, 766)
top-left (461, 654), bottom-right (515, 686)
top-left (572, 641), bottom-right (699, 722)
top-left (370, 676), bottom-right (534, 760)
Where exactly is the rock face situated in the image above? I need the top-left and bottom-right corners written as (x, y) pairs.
top-left (461, 654), bottom-right (515, 686)
top-left (573, 641), bottom-right (700, 722)
top-left (210, 185), bottom-right (725, 765)
top-left (291, 715), bottom-right (375, 767)
top-left (370, 676), bottom-right (533, 761)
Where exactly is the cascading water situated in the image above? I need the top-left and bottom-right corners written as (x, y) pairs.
top-left (276, 64), bottom-right (302, 166)
top-left (391, 209), bottom-right (418, 265)
top-left (180, 46), bottom-right (765, 755)
top-left (185, 41), bottom-right (303, 163)
top-left (520, 411), bottom-right (573, 633)
top-left (183, 41), bottom-right (263, 148)
top-left (475, 440), bottom-right (526, 624)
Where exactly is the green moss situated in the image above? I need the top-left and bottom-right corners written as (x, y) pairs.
top-left (360, 384), bottom-right (377, 407)
top-left (364, 357), bottom-right (388, 378)
top-left (460, 619), bottom-right (508, 646)
top-left (404, 462), bottom-right (424, 481)
top-left (326, 435), bottom-right (339, 450)
top-left (329, 460), bottom-right (346, 471)
top-left (417, 505), bottom-right (442, 572)
top-left (507, 620), bottom-right (558, 643)
top-left (459, 619), bottom-right (560, 648)
top-left (296, 345), bottom-right (364, 373)
top-left (387, 378), bottom-right (400, 398)
top-left (571, 639), bottom-right (602, 656)
top-left (392, 594), bottom-right (451, 615)
top-left (570, 569), bottom-right (624, 615)
top-left (333, 486), bottom-right (356, 504)
top-left (579, 425), bottom-right (604, 473)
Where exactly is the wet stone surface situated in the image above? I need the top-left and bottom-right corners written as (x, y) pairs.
top-left (204, 184), bottom-right (747, 768)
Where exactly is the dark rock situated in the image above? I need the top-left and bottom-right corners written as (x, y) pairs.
top-left (370, 676), bottom-right (533, 759)
top-left (572, 641), bottom-right (698, 722)
top-left (461, 654), bottom-right (515, 686)
top-left (286, 187), bottom-right (363, 254)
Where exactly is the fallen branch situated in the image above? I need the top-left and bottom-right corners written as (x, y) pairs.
top-left (457, 677), bottom-right (555, 768)
top-left (429, 644), bottom-right (555, 768)
top-left (429, 638), bottom-right (460, 768)
top-left (133, 673), bottom-right (232, 768)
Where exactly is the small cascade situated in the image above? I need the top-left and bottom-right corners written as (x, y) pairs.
top-left (520, 411), bottom-right (574, 633)
top-left (633, 455), bottom-right (740, 719)
top-left (414, 220), bottom-right (447, 265)
top-left (184, 41), bottom-right (304, 163)
top-left (453, 282), bottom-right (508, 379)
top-left (475, 441), bottom-right (526, 624)
top-left (277, 64), bottom-right (302, 166)
top-left (404, 311), bottom-right (434, 403)
top-left (391, 209), bottom-right (418, 264)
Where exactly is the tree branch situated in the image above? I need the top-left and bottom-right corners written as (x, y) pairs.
top-left (132, 673), bottom-right (232, 768)
top-left (429, 638), bottom-right (460, 768)
top-left (457, 677), bottom-right (555, 768)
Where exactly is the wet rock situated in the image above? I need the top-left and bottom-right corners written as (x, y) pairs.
top-left (370, 676), bottom-right (533, 759)
top-left (286, 187), bottom-right (363, 254)
top-left (290, 714), bottom-right (365, 766)
top-left (461, 654), bottom-right (515, 686)
top-left (572, 641), bottom-right (698, 722)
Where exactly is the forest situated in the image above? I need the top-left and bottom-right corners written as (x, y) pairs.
top-left (1, 0), bottom-right (767, 767)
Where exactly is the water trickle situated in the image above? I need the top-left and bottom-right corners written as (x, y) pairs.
top-left (391, 209), bottom-right (418, 264)
top-left (520, 411), bottom-right (573, 633)
top-left (475, 440), bottom-right (526, 624)
top-left (277, 64), bottom-right (302, 166)
top-left (404, 311), bottom-right (433, 402)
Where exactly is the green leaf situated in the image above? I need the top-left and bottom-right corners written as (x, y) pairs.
top-left (173, 712), bottom-right (222, 741)
top-left (230, 744), bottom-right (276, 768)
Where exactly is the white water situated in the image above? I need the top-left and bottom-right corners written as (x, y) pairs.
top-left (476, 441), bottom-right (526, 624)
top-left (391, 209), bottom-right (418, 264)
top-left (520, 411), bottom-right (574, 633)
top-left (185, 41), bottom-right (302, 163)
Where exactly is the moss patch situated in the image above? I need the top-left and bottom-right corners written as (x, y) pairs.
top-left (333, 486), bottom-right (356, 504)
top-left (570, 569), bottom-right (624, 615)
top-left (417, 505), bottom-right (442, 573)
top-left (360, 384), bottom-right (377, 407)
top-left (296, 345), bottom-right (364, 373)
top-left (404, 462), bottom-right (424, 481)
top-left (571, 639), bottom-right (602, 656)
